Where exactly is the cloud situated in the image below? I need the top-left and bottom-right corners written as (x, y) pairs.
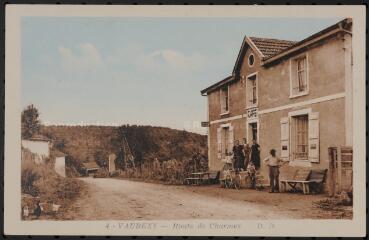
top-left (183, 120), bottom-right (207, 135)
top-left (136, 49), bottom-right (209, 73)
top-left (58, 43), bottom-right (103, 72)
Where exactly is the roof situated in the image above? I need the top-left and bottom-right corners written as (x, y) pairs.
top-left (27, 134), bottom-right (50, 142)
top-left (231, 36), bottom-right (297, 76)
top-left (263, 18), bottom-right (352, 64)
top-left (51, 149), bottom-right (66, 157)
top-left (201, 18), bottom-right (352, 95)
top-left (202, 37), bottom-right (294, 95)
top-left (200, 75), bottom-right (235, 96)
top-left (82, 161), bottom-right (100, 170)
top-left (249, 37), bottom-right (297, 59)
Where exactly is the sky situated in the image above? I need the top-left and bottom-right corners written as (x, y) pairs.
top-left (21, 17), bottom-right (341, 134)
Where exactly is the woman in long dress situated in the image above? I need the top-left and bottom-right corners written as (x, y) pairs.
top-left (242, 138), bottom-right (251, 169)
top-left (250, 139), bottom-right (261, 170)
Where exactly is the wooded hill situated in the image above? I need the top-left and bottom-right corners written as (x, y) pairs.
top-left (41, 125), bottom-right (207, 173)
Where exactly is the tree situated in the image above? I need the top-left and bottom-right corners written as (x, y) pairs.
top-left (94, 150), bottom-right (107, 168)
top-left (54, 139), bottom-right (66, 151)
top-left (21, 104), bottom-right (41, 139)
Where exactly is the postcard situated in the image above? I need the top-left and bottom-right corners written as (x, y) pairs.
top-left (4, 4), bottom-right (366, 237)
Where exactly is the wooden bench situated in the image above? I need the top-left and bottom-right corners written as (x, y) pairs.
top-left (184, 172), bottom-right (204, 185)
top-left (306, 169), bottom-right (328, 194)
top-left (280, 169), bottom-right (327, 194)
top-left (206, 171), bottom-right (220, 184)
top-left (184, 171), bottom-right (220, 185)
top-left (184, 177), bottom-right (202, 185)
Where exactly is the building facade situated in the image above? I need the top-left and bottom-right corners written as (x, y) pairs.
top-left (201, 19), bottom-right (352, 190)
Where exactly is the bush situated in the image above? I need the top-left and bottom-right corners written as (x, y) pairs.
top-left (109, 170), bottom-right (120, 177)
top-left (40, 177), bottom-right (83, 204)
top-left (21, 148), bottom-right (85, 218)
top-left (93, 168), bottom-right (109, 178)
top-left (21, 159), bottom-right (41, 196)
top-left (65, 156), bottom-right (83, 177)
top-left (116, 155), bottom-right (208, 185)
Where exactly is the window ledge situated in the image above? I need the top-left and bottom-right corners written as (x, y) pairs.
top-left (220, 111), bottom-right (230, 116)
top-left (289, 91), bottom-right (309, 99)
top-left (245, 104), bottom-right (258, 109)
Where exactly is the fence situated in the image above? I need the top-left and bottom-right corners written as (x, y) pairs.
top-left (118, 157), bottom-right (208, 185)
top-left (328, 146), bottom-right (353, 196)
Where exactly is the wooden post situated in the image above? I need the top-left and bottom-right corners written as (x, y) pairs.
top-left (328, 147), bottom-right (337, 197)
top-left (337, 146), bottom-right (342, 193)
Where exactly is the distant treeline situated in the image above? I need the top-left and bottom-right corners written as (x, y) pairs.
top-left (41, 125), bottom-right (207, 175)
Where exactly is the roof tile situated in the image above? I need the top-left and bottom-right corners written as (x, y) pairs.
top-left (28, 134), bottom-right (50, 142)
top-left (249, 37), bottom-right (297, 59)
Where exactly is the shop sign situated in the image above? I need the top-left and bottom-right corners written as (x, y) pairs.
top-left (247, 107), bottom-right (258, 120)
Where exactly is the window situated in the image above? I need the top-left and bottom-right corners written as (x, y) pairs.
top-left (251, 78), bottom-right (257, 104)
top-left (282, 110), bottom-right (320, 163)
top-left (217, 125), bottom-right (234, 160)
top-left (221, 127), bottom-right (230, 158)
top-left (248, 54), bottom-right (255, 66)
top-left (293, 115), bottom-right (309, 160)
top-left (290, 55), bottom-right (308, 97)
top-left (297, 58), bottom-right (307, 92)
top-left (246, 73), bottom-right (257, 107)
top-left (220, 86), bottom-right (229, 114)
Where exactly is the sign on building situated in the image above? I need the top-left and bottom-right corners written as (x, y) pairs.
top-left (247, 107), bottom-right (258, 120)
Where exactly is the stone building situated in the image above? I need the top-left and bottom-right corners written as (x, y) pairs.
top-left (201, 18), bottom-right (353, 191)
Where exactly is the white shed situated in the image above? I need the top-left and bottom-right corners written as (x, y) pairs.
top-left (21, 134), bottom-right (51, 164)
top-left (52, 149), bottom-right (66, 177)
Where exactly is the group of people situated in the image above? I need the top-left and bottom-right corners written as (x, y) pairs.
top-left (231, 138), bottom-right (286, 193)
top-left (229, 138), bottom-right (260, 189)
top-left (232, 138), bottom-right (260, 172)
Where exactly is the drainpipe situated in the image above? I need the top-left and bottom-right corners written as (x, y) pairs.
top-left (342, 27), bottom-right (353, 147)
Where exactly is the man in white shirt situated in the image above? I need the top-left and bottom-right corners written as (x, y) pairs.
top-left (263, 149), bottom-right (286, 193)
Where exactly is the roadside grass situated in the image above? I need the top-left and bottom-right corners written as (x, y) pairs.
top-left (21, 148), bottom-right (86, 220)
top-left (112, 158), bottom-right (208, 185)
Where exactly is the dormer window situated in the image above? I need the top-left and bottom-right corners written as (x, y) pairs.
top-left (220, 86), bottom-right (229, 114)
top-left (290, 54), bottom-right (309, 98)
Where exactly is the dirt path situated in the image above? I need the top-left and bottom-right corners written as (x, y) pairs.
top-left (62, 177), bottom-right (344, 220)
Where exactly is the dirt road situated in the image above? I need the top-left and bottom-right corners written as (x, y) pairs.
top-left (62, 177), bottom-right (340, 220)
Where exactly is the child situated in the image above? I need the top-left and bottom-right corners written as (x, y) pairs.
top-left (247, 161), bottom-right (256, 189)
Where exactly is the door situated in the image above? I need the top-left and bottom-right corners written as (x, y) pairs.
top-left (250, 123), bottom-right (257, 142)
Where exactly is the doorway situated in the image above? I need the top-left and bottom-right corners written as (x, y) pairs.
top-left (248, 122), bottom-right (258, 142)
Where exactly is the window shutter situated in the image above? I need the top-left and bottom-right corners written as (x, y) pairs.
top-left (228, 126), bottom-right (234, 153)
top-left (217, 127), bottom-right (222, 159)
top-left (280, 117), bottom-right (289, 160)
top-left (308, 112), bottom-right (319, 163)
